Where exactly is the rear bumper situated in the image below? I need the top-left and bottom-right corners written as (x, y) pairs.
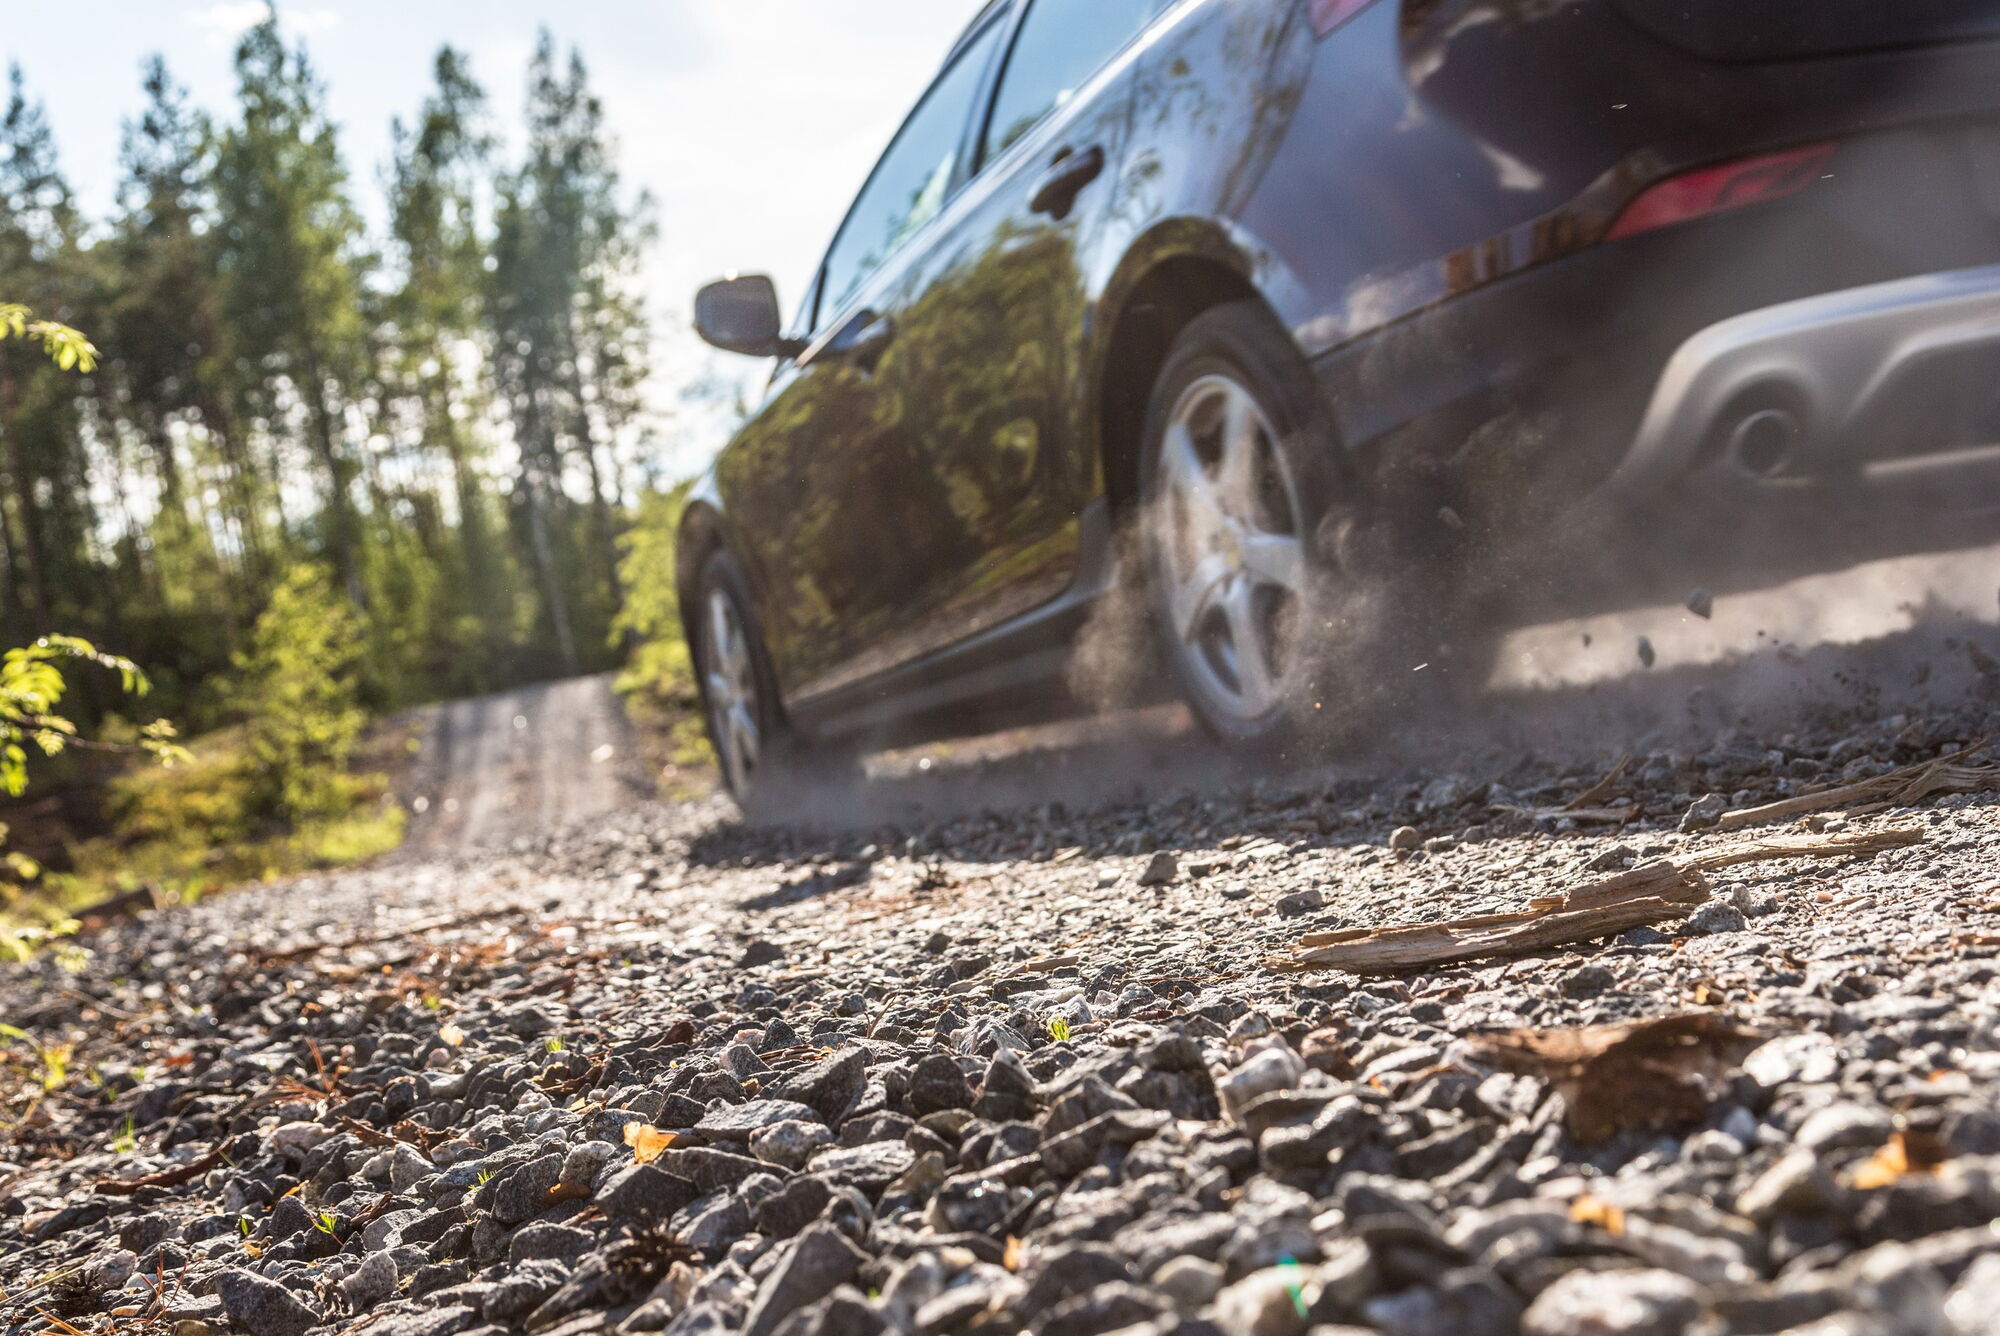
top-left (1607, 262), bottom-right (2000, 502)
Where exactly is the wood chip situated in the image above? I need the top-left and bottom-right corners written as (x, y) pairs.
top-left (1271, 826), bottom-right (1923, 976)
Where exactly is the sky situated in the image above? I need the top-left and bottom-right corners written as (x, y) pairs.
top-left (1, 0), bottom-right (986, 472)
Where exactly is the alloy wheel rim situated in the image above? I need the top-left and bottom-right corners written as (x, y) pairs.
top-left (703, 589), bottom-right (762, 796)
top-left (1152, 373), bottom-right (1308, 726)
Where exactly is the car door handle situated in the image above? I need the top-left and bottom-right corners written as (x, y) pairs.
top-left (1029, 145), bottom-right (1106, 221)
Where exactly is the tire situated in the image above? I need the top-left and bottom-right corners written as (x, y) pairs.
top-left (692, 549), bottom-right (853, 816)
top-left (1136, 301), bottom-right (1494, 749)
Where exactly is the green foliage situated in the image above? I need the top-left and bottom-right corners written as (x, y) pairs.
top-left (611, 483), bottom-right (712, 780)
top-left (232, 565), bottom-right (366, 824)
top-left (612, 483), bottom-right (696, 705)
top-left (0, 635), bottom-right (179, 796)
top-left (59, 724), bottom-right (402, 910)
top-left (1, 636), bottom-right (184, 943)
top-left (2, 29), bottom-right (654, 729)
top-left (0, 303), bottom-right (96, 371)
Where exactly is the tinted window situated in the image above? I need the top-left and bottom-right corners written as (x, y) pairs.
top-left (981, 0), bottom-right (1161, 164)
top-left (821, 19), bottom-right (1006, 321)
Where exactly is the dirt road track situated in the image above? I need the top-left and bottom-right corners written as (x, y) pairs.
top-left (394, 674), bottom-right (653, 856)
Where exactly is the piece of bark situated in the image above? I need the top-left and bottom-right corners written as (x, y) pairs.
top-left (94, 1146), bottom-right (225, 1196)
top-left (1272, 825), bottom-right (1924, 976)
top-left (1274, 862), bottom-right (1709, 976)
top-left (1467, 1012), bottom-right (1766, 1143)
top-left (1494, 803), bottom-right (1644, 825)
top-left (1716, 740), bottom-right (1996, 832)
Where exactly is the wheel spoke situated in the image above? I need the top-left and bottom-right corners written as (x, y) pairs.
top-left (708, 596), bottom-right (733, 670)
top-left (1217, 384), bottom-right (1261, 515)
top-left (729, 702), bottom-right (760, 768)
top-left (1161, 421), bottom-right (1227, 537)
top-left (1170, 552), bottom-right (1231, 639)
top-left (704, 588), bottom-right (764, 795)
top-left (1240, 532), bottom-right (1304, 595)
top-left (1221, 579), bottom-right (1277, 713)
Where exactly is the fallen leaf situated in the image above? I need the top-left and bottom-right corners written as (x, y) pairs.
top-left (1003, 1236), bottom-right (1025, 1272)
top-left (1851, 1129), bottom-right (1948, 1190)
top-left (1468, 1013), bottom-right (1766, 1144)
top-left (624, 1121), bottom-right (678, 1164)
top-left (1569, 1194), bottom-right (1626, 1236)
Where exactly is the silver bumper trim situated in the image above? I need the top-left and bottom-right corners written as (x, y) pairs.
top-left (1611, 262), bottom-right (2000, 493)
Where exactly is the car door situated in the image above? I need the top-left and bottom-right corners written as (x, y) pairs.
top-left (714, 12), bottom-right (1013, 702)
top-left (825, 0), bottom-right (1171, 682)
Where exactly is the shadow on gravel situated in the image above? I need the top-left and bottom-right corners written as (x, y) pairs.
top-left (684, 609), bottom-right (2000, 869)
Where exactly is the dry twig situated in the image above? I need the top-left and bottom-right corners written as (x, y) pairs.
top-left (1271, 826), bottom-right (1923, 976)
top-left (1715, 740), bottom-right (1996, 832)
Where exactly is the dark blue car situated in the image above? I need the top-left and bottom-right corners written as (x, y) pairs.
top-left (685, 0), bottom-right (2000, 804)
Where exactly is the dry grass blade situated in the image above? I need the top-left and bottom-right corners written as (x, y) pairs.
top-left (1565, 755), bottom-right (1632, 810)
top-left (1271, 826), bottom-right (1925, 976)
top-left (1715, 739), bottom-right (1996, 832)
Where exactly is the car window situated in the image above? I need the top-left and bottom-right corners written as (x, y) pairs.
top-left (820, 17), bottom-right (1007, 322)
top-left (980, 0), bottom-right (1163, 166)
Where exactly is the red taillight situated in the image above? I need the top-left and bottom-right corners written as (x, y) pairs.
top-left (1607, 143), bottom-right (1838, 241)
top-left (1309, 0), bottom-right (1378, 38)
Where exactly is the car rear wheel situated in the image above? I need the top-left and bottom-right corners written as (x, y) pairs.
top-left (1139, 302), bottom-right (1340, 746)
top-left (1138, 300), bottom-right (1498, 750)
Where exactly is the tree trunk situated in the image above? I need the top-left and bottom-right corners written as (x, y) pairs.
top-left (522, 466), bottom-right (578, 675)
top-left (0, 345), bottom-right (49, 635)
top-left (299, 346), bottom-right (363, 607)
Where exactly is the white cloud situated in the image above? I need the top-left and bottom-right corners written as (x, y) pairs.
top-left (185, 2), bottom-right (340, 43)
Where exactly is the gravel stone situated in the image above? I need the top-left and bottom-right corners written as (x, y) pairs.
top-left (9, 695), bottom-right (2000, 1336)
top-left (214, 1267), bottom-right (322, 1336)
top-left (1522, 1268), bottom-right (1703, 1336)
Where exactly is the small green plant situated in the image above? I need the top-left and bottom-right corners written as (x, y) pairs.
top-left (313, 1210), bottom-right (338, 1236)
top-left (0, 1024), bottom-right (73, 1091)
top-left (545, 1036), bottom-right (565, 1054)
top-left (1045, 1016), bottom-right (1073, 1044)
top-left (237, 1217), bottom-right (252, 1238)
top-left (476, 1169), bottom-right (493, 1187)
top-left (0, 919), bottom-right (82, 966)
top-left (110, 1114), bottom-right (138, 1155)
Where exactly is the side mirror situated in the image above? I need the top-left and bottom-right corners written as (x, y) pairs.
top-left (694, 274), bottom-right (803, 359)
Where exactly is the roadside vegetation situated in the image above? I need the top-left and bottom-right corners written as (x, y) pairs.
top-left (0, 14), bottom-right (712, 930)
top-left (610, 482), bottom-right (712, 792)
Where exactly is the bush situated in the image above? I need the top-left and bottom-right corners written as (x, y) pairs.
top-left (233, 565), bottom-right (368, 823)
top-left (610, 483), bottom-right (714, 785)
top-left (611, 483), bottom-right (697, 708)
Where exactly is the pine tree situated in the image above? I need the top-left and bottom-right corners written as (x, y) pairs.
top-left (102, 57), bottom-right (249, 620)
top-left (385, 47), bottom-right (512, 685)
top-left (0, 65), bottom-right (87, 642)
top-left (211, 20), bottom-right (372, 604)
top-left (488, 32), bottom-right (654, 675)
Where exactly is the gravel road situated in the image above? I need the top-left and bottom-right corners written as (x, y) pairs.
top-left (5, 592), bottom-right (2000, 1336)
top-left (396, 676), bottom-right (654, 857)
